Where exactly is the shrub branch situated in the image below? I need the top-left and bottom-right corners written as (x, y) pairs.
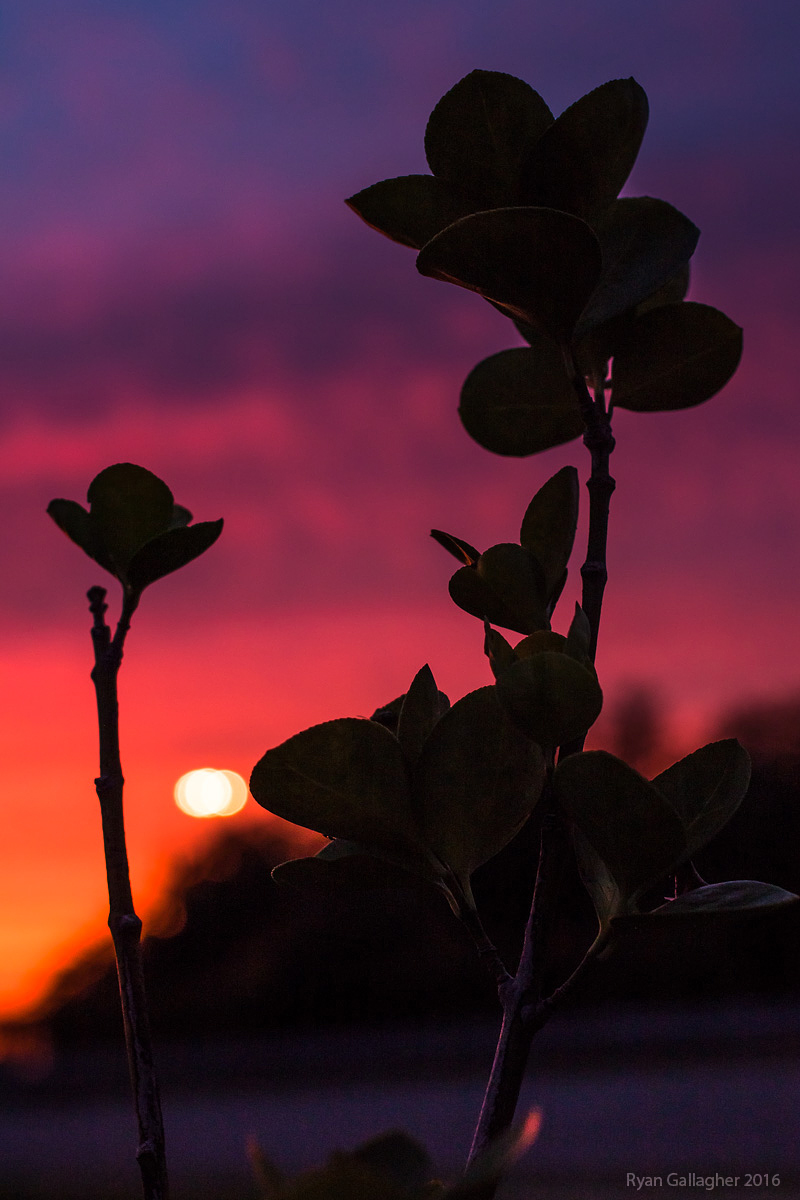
top-left (88, 585), bottom-right (169, 1200)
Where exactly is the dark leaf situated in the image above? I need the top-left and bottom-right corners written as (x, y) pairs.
top-left (448, 547), bottom-right (550, 637)
top-left (521, 77), bottom-right (649, 219)
top-left (519, 466), bottom-right (580, 599)
top-left (87, 463), bottom-right (174, 576)
top-left (576, 198), bottom-right (700, 336)
top-left (424, 70), bottom-right (553, 206)
top-left (169, 504), bottom-right (193, 529)
top-left (639, 880), bottom-right (799, 917)
top-left (459, 346), bottom-right (583, 457)
top-left (496, 652), bottom-right (603, 750)
top-left (282, 1155), bottom-right (408, 1200)
top-left (250, 718), bottom-right (427, 859)
top-left (126, 519), bottom-right (224, 592)
top-left (554, 750), bottom-right (686, 900)
top-left (413, 686), bottom-right (545, 881)
top-left (612, 302), bottom-right (743, 411)
top-left (636, 262), bottom-right (691, 314)
top-left (352, 1132), bottom-right (435, 1194)
top-left (417, 207), bottom-right (602, 345)
top-left (653, 739), bottom-right (751, 859)
top-left (397, 665), bottom-right (448, 766)
top-left (345, 175), bottom-right (471, 250)
top-left (565, 603), bottom-right (592, 663)
top-left (573, 828), bottom-right (627, 930)
top-left (46, 498), bottom-right (115, 575)
top-left (430, 529), bottom-right (481, 565)
top-left (272, 841), bottom-right (442, 894)
top-left (484, 624), bottom-right (518, 679)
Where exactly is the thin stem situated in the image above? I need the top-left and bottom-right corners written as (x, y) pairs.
top-left (88, 586), bottom-right (168, 1200)
top-left (468, 790), bottom-right (570, 1167)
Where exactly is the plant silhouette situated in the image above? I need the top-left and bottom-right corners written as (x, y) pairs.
top-left (49, 70), bottom-right (798, 1200)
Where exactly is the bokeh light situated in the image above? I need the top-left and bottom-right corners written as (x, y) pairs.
top-left (174, 769), bottom-right (248, 818)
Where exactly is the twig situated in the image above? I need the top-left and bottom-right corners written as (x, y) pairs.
top-left (467, 791), bottom-right (570, 1165)
top-left (88, 585), bottom-right (169, 1200)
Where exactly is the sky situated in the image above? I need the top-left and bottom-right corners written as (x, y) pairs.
top-left (0, 0), bottom-right (799, 1023)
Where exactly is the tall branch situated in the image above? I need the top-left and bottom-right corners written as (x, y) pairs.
top-left (88, 585), bottom-right (169, 1200)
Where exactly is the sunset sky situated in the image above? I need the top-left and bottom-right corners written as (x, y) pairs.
top-left (1, 0), bottom-right (799, 1022)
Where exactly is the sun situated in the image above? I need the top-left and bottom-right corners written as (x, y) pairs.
top-left (174, 768), bottom-right (248, 818)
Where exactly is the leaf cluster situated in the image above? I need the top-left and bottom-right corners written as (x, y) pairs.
top-left (47, 463), bottom-right (223, 601)
top-left (555, 741), bottom-right (797, 928)
top-left (250, 664), bottom-right (545, 914)
top-left (348, 70), bottom-right (742, 456)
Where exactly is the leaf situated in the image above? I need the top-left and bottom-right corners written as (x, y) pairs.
top-left (424, 70), bottom-right (553, 206)
top-left (430, 529), bottom-right (481, 565)
top-left (573, 828), bottom-right (626, 930)
top-left (413, 686), bottom-right (545, 881)
top-left (448, 545), bottom-right (550, 637)
top-left (351, 1132), bottom-right (434, 1194)
top-left (483, 624), bottom-right (517, 678)
top-left (554, 751), bottom-right (686, 901)
top-left (652, 739), bottom-right (751, 859)
top-left (417, 207), bottom-right (602, 346)
top-left (47, 498), bottom-right (116, 574)
top-left (169, 504), bottom-right (193, 528)
top-left (636, 262), bottom-right (691, 314)
top-left (495, 652), bottom-right (603, 750)
top-left (272, 841), bottom-right (444, 897)
top-left (282, 1155), bottom-right (408, 1200)
top-left (397, 665), bottom-right (448, 766)
top-left (458, 346), bottom-right (583, 457)
top-left (520, 77), bottom-right (649, 220)
top-left (565, 603), bottom-right (592, 663)
top-left (87, 463), bottom-right (175, 576)
top-left (250, 719), bottom-right (427, 859)
top-left (519, 466), bottom-right (580, 599)
top-left (576, 198), bottom-right (700, 336)
top-left (640, 880), bottom-right (799, 917)
top-left (126, 519), bottom-right (224, 592)
top-left (345, 175), bottom-right (471, 250)
top-left (612, 302), bottom-right (743, 411)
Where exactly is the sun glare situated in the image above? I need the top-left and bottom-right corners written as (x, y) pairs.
top-left (174, 768), bottom-right (248, 818)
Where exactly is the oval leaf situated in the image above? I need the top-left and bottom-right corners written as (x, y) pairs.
top-left (250, 718), bottom-right (424, 857)
top-left (424, 69), bottom-right (553, 206)
top-left (413, 686), bottom-right (545, 880)
top-left (127, 519), bottom-right (224, 592)
top-left (87, 463), bottom-right (175, 574)
top-left (519, 466), bottom-right (580, 599)
top-left (345, 174), bottom-right (471, 250)
top-left (521, 77), bottom-right (649, 219)
top-left (554, 750), bottom-right (686, 899)
top-left (430, 528), bottom-right (481, 565)
top-left (459, 346), bottom-right (583, 457)
top-left (396, 664), bottom-right (449, 767)
top-left (417, 207), bottom-right (602, 345)
top-left (652, 739), bottom-right (751, 859)
top-left (611, 302), bottom-right (743, 411)
top-left (576, 197), bottom-right (700, 336)
top-left (496, 651), bottom-right (603, 749)
top-left (47, 498), bottom-right (116, 575)
top-left (641, 880), bottom-right (799, 917)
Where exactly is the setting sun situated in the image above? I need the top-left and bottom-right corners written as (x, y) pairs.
top-left (174, 769), bottom-right (248, 818)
